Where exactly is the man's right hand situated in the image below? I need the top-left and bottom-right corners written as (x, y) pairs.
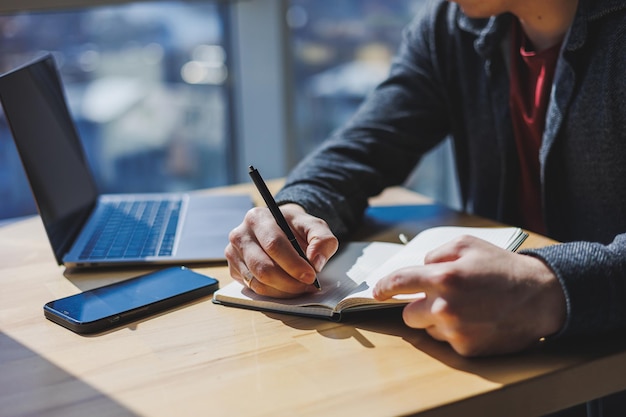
top-left (225, 203), bottom-right (339, 298)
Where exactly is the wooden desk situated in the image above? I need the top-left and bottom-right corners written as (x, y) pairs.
top-left (1, 185), bottom-right (625, 417)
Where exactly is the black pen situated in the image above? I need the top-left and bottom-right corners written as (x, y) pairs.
top-left (248, 165), bottom-right (321, 290)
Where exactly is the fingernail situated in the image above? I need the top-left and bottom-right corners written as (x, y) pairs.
top-left (372, 285), bottom-right (380, 299)
top-left (298, 272), bottom-right (313, 283)
top-left (312, 254), bottom-right (326, 272)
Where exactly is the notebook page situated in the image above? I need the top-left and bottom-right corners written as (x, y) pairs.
top-left (213, 242), bottom-right (403, 313)
top-left (345, 242), bottom-right (404, 283)
top-left (353, 227), bottom-right (523, 296)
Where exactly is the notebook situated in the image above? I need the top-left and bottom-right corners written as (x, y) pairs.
top-left (213, 226), bottom-right (528, 320)
top-left (0, 54), bottom-right (253, 268)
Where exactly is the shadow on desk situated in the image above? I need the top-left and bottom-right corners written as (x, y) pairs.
top-left (61, 261), bottom-right (227, 291)
top-left (263, 307), bottom-right (626, 388)
top-left (0, 332), bottom-right (139, 417)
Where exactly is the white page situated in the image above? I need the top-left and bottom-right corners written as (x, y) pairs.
top-left (347, 226), bottom-right (522, 300)
top-left (214, 242), bottom-right (403, 311)
top-left (214, 226), bottom-right (523, 311)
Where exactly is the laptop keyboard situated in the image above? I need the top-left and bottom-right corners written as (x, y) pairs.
top-left (79, 199), bottom-right (182, 259)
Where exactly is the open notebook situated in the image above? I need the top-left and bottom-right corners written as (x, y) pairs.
top-left (212, 226), bottom-right (528, 320)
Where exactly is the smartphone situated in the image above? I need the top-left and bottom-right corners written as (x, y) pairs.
top-left (44, 266), bottom-right (219, 334)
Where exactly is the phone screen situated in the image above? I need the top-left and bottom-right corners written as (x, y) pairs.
top-left (44, 266), bottom-right (218, 333)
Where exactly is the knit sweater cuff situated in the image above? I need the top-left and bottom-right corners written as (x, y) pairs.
top-left (521, 240), bottom-right (626, 339)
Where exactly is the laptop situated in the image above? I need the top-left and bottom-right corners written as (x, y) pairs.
top-left (0, 54), bottom-right (253, 268)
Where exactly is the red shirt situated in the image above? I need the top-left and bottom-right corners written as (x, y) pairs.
top-left (509, 20), bottom-right (562, 235)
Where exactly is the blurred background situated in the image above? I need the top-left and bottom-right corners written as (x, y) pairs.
top-left (0, 0), bottom-right (459, 222)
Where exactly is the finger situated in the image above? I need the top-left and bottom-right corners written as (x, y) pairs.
top-left (241, 206), bottom-right (319, 285)
top-left (258, 209), bottom-right (339, 284)
top-left (226, 224), bottom-right (315, 297)
top-left (256, 228), bottom-right (320, 285)
top-left (424, 234), bottom-right (493, 264)
top-left (241, 268), bottom-right (254, 288)
top-left (304, 230), bottom-right (338, 273)
top-left (372, 265), bottom-right (437, 300)
top-left (424, 325), bottom-right (448, 342)
top-left (231, 249), bottom-right (314, 298)
top-left (284, 208), bottom-right (339, 272)
top-left (243, 240), bottom-right (318, 295)
top-left (225, 240), bottom-right (258, 289)
top-left (225, 243), bottom-right (247, 287)
top-left (402, 293), bottom-right (460, 347)
top-left (245, 270), bottom-right (310, 298)
top-left (402, 296), bottom-right (435, 329)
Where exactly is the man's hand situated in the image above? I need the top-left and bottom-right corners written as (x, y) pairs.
top-left (225, 203), bottom-right (339, 298)
top-left (373, 235), bottom-right (567, 357)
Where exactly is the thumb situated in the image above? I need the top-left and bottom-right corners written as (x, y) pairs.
top-left (281, 203), bottom-right (339, 272)
top-left (307, 231), bottom-right (339, 272)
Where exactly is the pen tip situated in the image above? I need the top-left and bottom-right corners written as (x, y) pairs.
top-left (248, 165), bottom-right (255, 172)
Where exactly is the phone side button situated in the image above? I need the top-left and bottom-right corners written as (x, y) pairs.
top-left (109, 315), bottom-right (121, 323)
top-left (121, 306), bottom-right (149, 318)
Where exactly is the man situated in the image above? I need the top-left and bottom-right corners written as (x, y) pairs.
top-left (226, 0), bottom-right (626, 413)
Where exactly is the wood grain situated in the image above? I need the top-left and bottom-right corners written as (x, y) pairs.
top-left (1, 185), bottom-right (624, 417)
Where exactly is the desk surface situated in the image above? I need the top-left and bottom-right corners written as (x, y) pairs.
top-left (1, 184), bottom-right (626, 417)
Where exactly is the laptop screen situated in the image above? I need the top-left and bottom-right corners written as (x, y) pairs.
top-left (0, 55), bottom-right (98, 264)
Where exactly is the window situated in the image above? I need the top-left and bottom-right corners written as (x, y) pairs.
top-left (0, 1), bottom-right (233, 220)
top-left (0, 0), bottom-right (460, 222)
top-left (287, 0), bottom-right (460, 208)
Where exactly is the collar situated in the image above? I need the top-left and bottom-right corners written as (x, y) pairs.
top-left (456, 11), bottom-right (513, 58)
top-left (455, 0), bottom-right (626, 56)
